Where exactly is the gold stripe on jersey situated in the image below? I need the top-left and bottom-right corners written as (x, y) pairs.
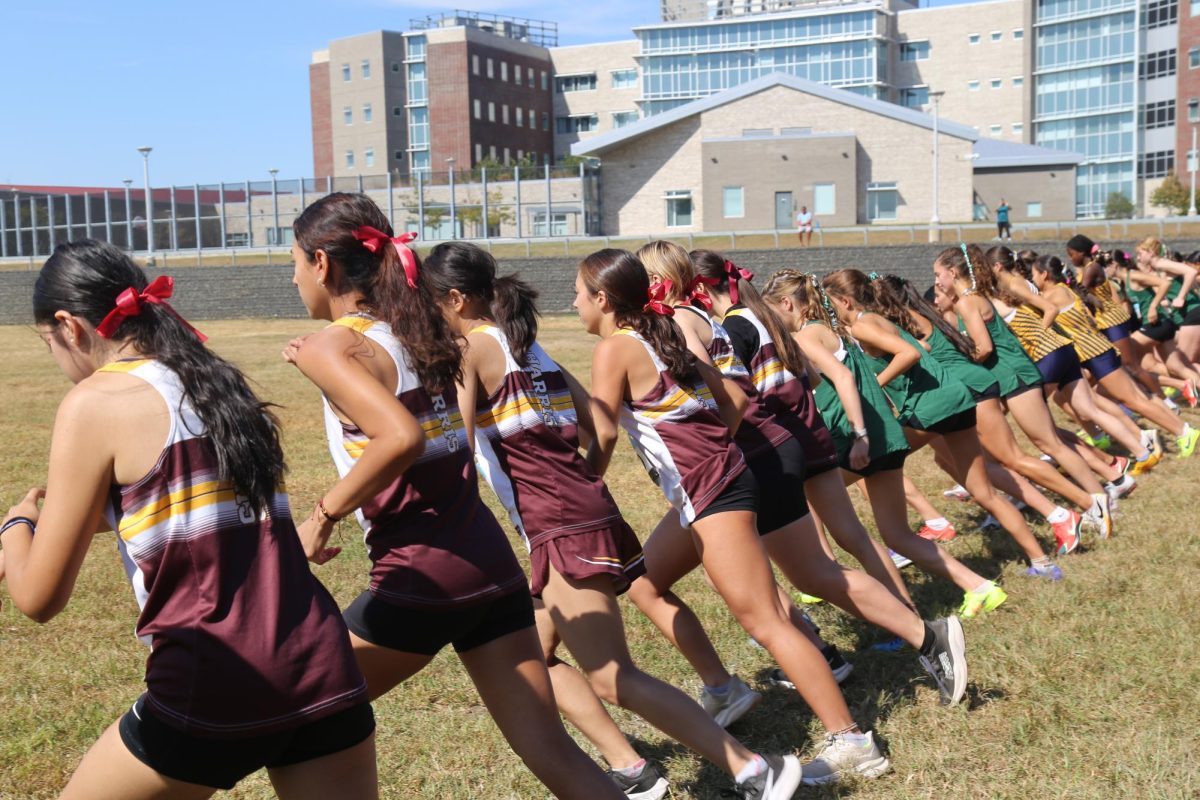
top-left (476, 393), bottom-right (576, 429)
top-left (330, 316), bottom-right (376, 334)
top-left (1007, 306), bottom-right (1071, 361)
top-left (640, 384), bottom-right (716, 420)
top-left (1091, 281), bottom-right (1131, 330)
top-left (750, 360), bottom-right (786, 388)
top-left (98, 358), bottom-right (153, 374)
top-left (118, 480), bottom-right (238, 541)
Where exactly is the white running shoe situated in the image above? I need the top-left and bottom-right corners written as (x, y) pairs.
top-left (800, 731), bottom-right (891, 785)
top-left (734, 754), bottom-right (802, 799)
top-left (700, 675), bottom-right (761, 728)
top-left (943, 484), bottom-right (971, 501)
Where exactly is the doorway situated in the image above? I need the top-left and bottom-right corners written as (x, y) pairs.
top-left (775, 192), bottom-right (794, 230)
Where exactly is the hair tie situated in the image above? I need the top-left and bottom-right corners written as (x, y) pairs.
top-left (723, 260), bottom-right (754, 304)
top-left (353, 226), bottom-right (419, 288)
top-left (867, 271), bottom-right (880, 281)
top-left (95, 275), bottom-right (207, 342)
top-left (1090, 244), bottom-right (1100, 255)
top-left (684, 274), bottom-right (719, 310)
top-left (644, 280), bottom-right (675, 316)
top-left (813, 275), bottom-right (840, 330)
top-left (959, 243), bottom-right (977, 291)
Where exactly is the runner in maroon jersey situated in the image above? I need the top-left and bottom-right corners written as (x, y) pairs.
top-left (575, 248), bottom-right (891, 790)
top-left (2, 240), bottom-right (375, 797)
top-left (285, 193), bottom-right (624, 800)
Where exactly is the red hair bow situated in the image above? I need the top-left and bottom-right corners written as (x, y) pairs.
top-left (353, 226), bottom-right (419, 288)
top-left (95, 275), bottom-right (207, 342)
top-left (1090, 244), bottom-right (1100, 255)
top-left (724, 260), bottom-right (755, 304)
top-left (644, 280), bottom-right (675, 316)
top-left (686, 274), bottom-right (719, 310)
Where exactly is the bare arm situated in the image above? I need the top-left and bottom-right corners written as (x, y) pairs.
top-left (697, 360), bottom-right (748, 434)
top-left (1152, 258), bottom-right (1198, 308)
top-left (1004, 275), bottom-right (1059, 328)
top-left (560, 365), bottom-right (596, 450)
top-left (958, 297), bottom-right (994, 363)
top-left (849, 315), bottom-right (921, 388)
top-left (797, 328), bottom-right (870, 469)
top-left (585, 338), bottom-right (628, 477)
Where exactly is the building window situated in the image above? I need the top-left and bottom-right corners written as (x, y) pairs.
top-left (362, 103), bottom-right (372, 123)
top-left (1190, 47), bottom-right (1199, 69)
top-left (473, 99), bottom-right (481, 119)
top-left (1138, 151), bottom-right (1174, 179)
top-left (405, 36), bottom-right (426, 59)
top-left (266, 227), bottom-right (294, 246)
top-left (814, 183), bottom-right (836, 216)
top-left (1026, 201), bottom-right (1043, 218)
top-left (365, 148), bottom-right (374, 168)
top-left (343, 106), bottom-right (352, 125)
top-left (395, 150), bottom-right (404, 161)
top-left (555, 73), bottom-right (598, 93)
top-left (612, 110), bottom-right (639, 128)
top-left (665, 191), bottom-right (693, 227)
top-left (393, 106), bottom-right (402, 117)
top-left (487, 58), bottom-right (494, 78)
top-left (1012, 29), bottom-right (1024, 40)
top-left (541, 70), bottom-right (548, 90)
top-left (1193, 0), bottom-right (1200, 16)
top-left (407, 62), bottom-right (427, 104)
top-left (722, 187), bottom-right (744, 218)
top-left (1012, 76), bottom-right (1024, 88)
top-left (408, 106), bottom-right (429, 149)
top-left (989, 124), bottom-right (1003, 135)
top-left (900, 41), bottom-right (930, 61)
top-left (341, 63), bottom-right (351, 82)
top-left (472, 55), bottom-right (479, 75)
top-left (529, 108), bottom-right (536, 128)
top-left (611, 68), bottom-right (638, 88)
top-left (866, 182), bottom-right (898, 221)
top-left (345, 150), bottom-right (355, 168)
top-left (1190, 98), bottom-right (1200, 122)
top-left (990, 78), bottom-right (1002, 89)
top-left (501, 61), bottom-right (508, 82)
top-left (990, 30), bottom-right (1002, 42)
top-left (743, 128), bottom-right (772, 137)
top-left (488, 102), bottom-right (495, 122)
top-left (515, 64), bottom-right (522, 85)
top-left (361, 59), bottom-right (371, 79)
top-left (475, 144), bottom-right (482, 163)
top-left (516, 107), bottom-right (524, 127)
top-left (517, 149), bottom-right (524, 161)
top-left (1012, 122), bottom-right (1024, 135)
top-left (391, 61), bottom-right (400, 73)
top-left (968, 80), bottom-right (980, 91)
top-left (1146, 0), bottom-right (1179, 28)
top-left (780, 127), bottom-right (811, 135)
top-left (900, 86), bottom-right (929, 108)
top-left (502, 104), bottom-right (510, 125)
top-left (1142, 100), bottom-right (1175, 129)
top-left (489, 145), bottom-right (497, 159)
top-left (411, 150), bottom-right (430, 173)
top-left (555, 114), bottom-right (599, 133)
top-left (1142, 50), bottom-right (1176, 81)
top-left (968, 33), bottom-right (980, 45)
top-left (533, 212), bottom-right (569, 236)
top-left (503, 147), bottom-right (510, 164)
top-left (542, 112), bottom-right (549, 131)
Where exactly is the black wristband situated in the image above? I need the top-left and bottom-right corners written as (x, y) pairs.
top-left (0, 516), bottom-right (36, 537)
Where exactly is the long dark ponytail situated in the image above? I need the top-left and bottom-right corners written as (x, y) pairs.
top-left (1035, 253), bottom-right (1102, 313)
top-left (293, 192), bottom-right (461, 394)
top-left (578, 249), bottom-right (698, 385)
top-left (421, 241), bottom-right (540, 363)
top-left (877, 274), bottom-right (976, 358)
top-left (33, 240), bottom-right (284, 514)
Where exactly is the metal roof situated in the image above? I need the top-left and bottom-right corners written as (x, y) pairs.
top-left (972, 137), bottom-right (1082, 168)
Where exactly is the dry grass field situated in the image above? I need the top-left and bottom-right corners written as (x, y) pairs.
top-left (1, 316), bottom-right (1198, 799)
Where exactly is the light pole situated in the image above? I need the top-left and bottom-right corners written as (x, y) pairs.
top-left (1188, 125), bottom-right (1197, 218)
top-left (137, 146), bottom-right (153, 258)
top-left (122, 178), bottom-right (134, 249)
top-left (928, 91), bottom-right (944, 243)
top-left (269, 168), bottom-right (280, 244)
top-left (446, 157), bottom-right (456, 239)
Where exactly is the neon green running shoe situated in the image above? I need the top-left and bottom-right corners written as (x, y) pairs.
top-left (1164, 386), bottom-right (1180, 399)
top-left (1076, 430), bottom-right (1112, 451)
top-left (1176, 425), bottom-right (1200, 458)
top-left (798, 593), bottom-right (824, 605)
top-left (959, 581), bottom-right (1008, 619)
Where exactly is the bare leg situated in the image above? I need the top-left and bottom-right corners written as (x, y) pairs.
top-left (975, 397), bottom-right (1092, 509)
top-left (1098, 368), bottom-right (1184, 435)
top-left (904, 475), bottom-right (944, 521)
top-left (268, 735), bottom-right (379, 800)
top-left (60, 721), bottom-right (218, 800)
top-left (1006, 388), bottom-right (1107, 495)
top-left (1055, 379), bottom-right (1148, 458)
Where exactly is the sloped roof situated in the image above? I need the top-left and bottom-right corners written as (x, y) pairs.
top-left (571, 72), bottom-right (978, 157)
top-left (972, 137), bottom-right (1083, 168)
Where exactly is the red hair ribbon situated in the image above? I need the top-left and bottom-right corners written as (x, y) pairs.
top-left (1090, 244), bottom-right (1100, 255)
top-left (644, 279), bottom-right (675, 316)
top-left (724, 260), bottom-right (755, 304)
top-left (353, 226), bottom-right (419, 289)
top-left (686, 274), bottom-right (719, 310)
top-left (95, 275), bottom-right (207, 343)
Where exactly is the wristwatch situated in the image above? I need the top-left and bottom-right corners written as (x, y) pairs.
top-left (853, 427), bottom-right (869, 440)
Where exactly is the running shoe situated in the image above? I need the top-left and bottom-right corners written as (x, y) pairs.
top-left (978, 514), bottom-right (1001, 532)
top-left (1051, 509), bottom-right (1083, 554)
top-left (798, 593), bottom-right (824, 605)
top-left (769, 645), bottom-right (854, 687)
top-left (1184, 379), bottom-right (1200, 408)
top-left (1105, 473), bottom-right (1137, 504)
top-left (943, 484), bottom-right (972, 501)
top-left (799, 731), bottom-right (890, 785)
top-left (1129, 450), bottom-right (1162, 476)
top-left (1176, 425), bottom-right (1199, 458)
top-left (1077, 430), bottom-right (1113, 451)
top-left (700, 676), bottom-right (762, 728)
top-left (1025, 562), bottom-right (1064, 581)
top-left (731, 754), bottom-right (802, 800)
top-left (1112, 455), bottom-right (1130, 476)
top-left (1083, 494), bottom-right (1114, 540)
top-left (1164, 396), bottom-right (1181, 414)
top-left (608, 760), bottom-right (669, 800)
top-left (917, 616), bottom-right (968, 706)
top-left (917, 523), bottom-right (958, 542)
top-left (1144, 429), bottom-right (1164, 460)
top-left (1163, 386), bottom-right (1180, 399)
top-left (889, 549), bottom-right (913, 569)
top-left (958, 581), bottom-right (1008, 619)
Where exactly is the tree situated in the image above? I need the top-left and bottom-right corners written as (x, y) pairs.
top-left (422, 206), bottom-right (448, 239)
top-left (1104, 192), bottom-right (1135, 220)
top-left (457, 189), bottom-right (514, 238)
top-left (1149, 174), bottom-right (1198, 217)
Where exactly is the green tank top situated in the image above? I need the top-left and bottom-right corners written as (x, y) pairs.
top-left (1166, 275), bottom-right (1200, 317)
top-left (857, 321), bottom-right (975, 429)
top-left (810, 332), bottom-right (909, 462)
top-left (956, 301), bottom-right (1043, 395)
top-left (925, 327), bottom-right (998, 397)
top-left (1123, 273), bottom-right (1160, 323)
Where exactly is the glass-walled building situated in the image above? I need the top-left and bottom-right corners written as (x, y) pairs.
top-left (635, 4), bottom-right (893, 115)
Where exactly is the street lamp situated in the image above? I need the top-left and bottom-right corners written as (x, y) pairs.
top-left (446, 157), bottom-right (456, 239)
top-left (122, 178), bottom-right (134, 248)
top-left (1188, 125), bottom-right (1197, 218)
top-left (137, 146), bottom-right (153, 259)
top-left (268, 168), bottom-right (280, 244)
top-left (927, 91), bottom-right (945, 243)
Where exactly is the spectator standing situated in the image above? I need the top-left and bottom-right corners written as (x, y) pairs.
top-left (996, 200), bottom-right (1012, 241)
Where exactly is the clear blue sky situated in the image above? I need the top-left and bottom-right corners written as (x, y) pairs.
top-left (1, 0), bottom-right (971, 187)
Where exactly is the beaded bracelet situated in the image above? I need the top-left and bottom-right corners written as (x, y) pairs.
top-left (316, 498), bottom-right (342, 523)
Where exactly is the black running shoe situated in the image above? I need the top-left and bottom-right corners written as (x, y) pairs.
top-left (918, 616), bottom-right (967, 706)
top-left (608, 760), bottom-right (668, 800)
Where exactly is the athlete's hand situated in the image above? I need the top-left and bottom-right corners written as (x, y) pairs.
top-left (848, 437), bottom-right (870, 471)
top-left (1171, 295), bottom-right (1186, 310)
top-left (296, 513), bottom-right (341, 565)
top-left (282, 335), bottom-right (313, 365)
top-left (4, 487), bottom-right (44, 529)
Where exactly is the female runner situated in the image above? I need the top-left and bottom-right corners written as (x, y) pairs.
top-left (1133, 238), bottom-right (1200, 363)
top-left (1, 240), bottom-right (377, 799)
top-left (285, 193), bottom-right (625, 800)
top-left (577, 248), bottom-right (889, 789)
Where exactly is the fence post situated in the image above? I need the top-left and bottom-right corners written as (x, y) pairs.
top-left (299, 178), bottom-right (306, 215)
top-left (245, 181), bottom-right (253, 248)
top-left (416, 172), bottom-right (425, 239)
top-left (515, 166), bottom-right (522, 239)
top-left (194, 183), bottom-right (202, 253)
top-left (544, 162), bottom-right (552, 239)
top-left (387, 172), bottom-right (395, 229)
top-left (578, 162), bottom-right (586, 239)
top-left (83, 192), bottom-right (92, 239)
top-left (15, 197), bottom-right (23, 257)
top-left (0, 198), bottom-right (6, 258)
top-left (47, 194), bottom-right (56, 252)
top-left (357, 174), bottom-right (364, 194)
top-left (104, 191), bottom-right (113, 243)
top-left (481, 168), bottom-right (489, 240)
top-left (219, 184), bottom-right (227, 250)
top-left (773, 229), bottom-right (779, 248)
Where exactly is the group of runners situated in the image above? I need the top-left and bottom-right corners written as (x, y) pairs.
top-left (2, 190), bottom-right (1196, 799)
